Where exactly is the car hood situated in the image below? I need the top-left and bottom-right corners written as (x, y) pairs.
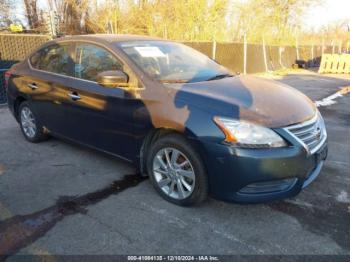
top-left (168, 75), bottom-right (316, 128)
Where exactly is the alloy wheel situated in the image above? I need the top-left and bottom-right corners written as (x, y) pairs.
top-left (20, 107), bottom-right (37, 138)
top-left (153, 147), bottom-right (195, 200)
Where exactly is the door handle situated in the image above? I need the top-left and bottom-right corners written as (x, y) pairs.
top-left (68, 92), bottom-right (81, 101)
top-left (28, 83), bottom-right (38, 90)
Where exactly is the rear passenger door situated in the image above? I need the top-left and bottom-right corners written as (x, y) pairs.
top-left (27, 43), bottom-right (75, 135)
top-left (63, 43), bottom-right (137, 159)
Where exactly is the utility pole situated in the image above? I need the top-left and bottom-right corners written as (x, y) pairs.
top-left (338, 40), bottom-right (342, 53)
top-left (296, 36), bottom-right (299, 61)
top-left (262, 36), bottom-right (268, 72)
top-left (322, 36), bottom-right (325, 55)
top-left (45, 10), bottom-right (57, 38)
top-left (243, 32), bottom-right (247, 75)
top-left (49, 11), bottom-right (57, 37)
top-left (295, 26), bottom-right (300, 61)
top-left (212, 40), bottom-right (217, 60)
top-left (46, 1), bottom-right (58, 38)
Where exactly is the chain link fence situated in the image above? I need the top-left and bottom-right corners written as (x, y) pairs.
top-left (0, 34), bottom-right (338, 104)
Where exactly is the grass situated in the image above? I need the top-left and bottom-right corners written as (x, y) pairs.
top-left (255, 68), bottom-right (315, 79)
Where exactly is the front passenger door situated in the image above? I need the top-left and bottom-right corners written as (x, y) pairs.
top-left (64, 43), bottom-right (138, 159)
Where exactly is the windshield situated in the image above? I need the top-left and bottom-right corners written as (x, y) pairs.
top-left (117, 41), bottom-right (231, 83)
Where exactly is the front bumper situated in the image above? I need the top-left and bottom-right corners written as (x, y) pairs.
top-left (198, 137), bottom-right (327, 203)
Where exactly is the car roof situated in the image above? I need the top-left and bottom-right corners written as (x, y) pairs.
top-left (27, 34), bottom-right (172, 60)
top-left (53, 34), bottom-right (165, 44)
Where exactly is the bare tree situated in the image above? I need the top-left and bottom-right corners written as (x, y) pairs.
top-left (4, 0), bottom-right (342, 46)
top-left (23, 0), bottom-right (41, 29)
top-left (0, 0), bottom-right (15, 27)
top-left (230, 0), bottom-right (319, 45)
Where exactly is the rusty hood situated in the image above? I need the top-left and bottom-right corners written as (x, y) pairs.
top-left (168, 75), bottom-right (316, 128)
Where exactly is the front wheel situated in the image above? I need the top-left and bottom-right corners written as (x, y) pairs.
top-left (147, 134), bottom-right (208, 206)
top-left (19, 102), bottom-right (48, 143)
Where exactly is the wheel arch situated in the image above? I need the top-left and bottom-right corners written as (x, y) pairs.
top-left (139, 126), bottom-right (200, 176)
top-left (13, 96), bottom-right (27, 121)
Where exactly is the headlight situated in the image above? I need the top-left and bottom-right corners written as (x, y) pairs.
top-left (213, 117), bottom-right (287, 148)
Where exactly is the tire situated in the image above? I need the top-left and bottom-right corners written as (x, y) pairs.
top-left (147, 133), bottom-right (208, 206)
top-left (18, 101), bottom-right (48, 143)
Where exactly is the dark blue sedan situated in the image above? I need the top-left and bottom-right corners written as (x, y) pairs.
top-left (5, 35), bottom-right (327, 205)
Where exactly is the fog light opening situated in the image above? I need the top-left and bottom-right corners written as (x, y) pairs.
top-left (238, 178), bottom-right (298, 194)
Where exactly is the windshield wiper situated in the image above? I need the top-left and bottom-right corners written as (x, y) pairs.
top-left (160, 74), bottom-right (233, 83)
top-left (160, 79), bottom-right (189, 84)
top-left (205, 74), bottom-right (234, 81)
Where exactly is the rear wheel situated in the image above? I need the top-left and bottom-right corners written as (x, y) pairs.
top-left (147, 134), bottom-right (208, 206)
top-left (19, 102), bottom-right (48, 143)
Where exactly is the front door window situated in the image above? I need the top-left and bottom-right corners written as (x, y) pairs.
top-left (75, 44), bottom-right (123, 82)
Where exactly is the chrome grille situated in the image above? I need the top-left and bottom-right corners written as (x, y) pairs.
top-left (284, 113), bottom-right (327, 154)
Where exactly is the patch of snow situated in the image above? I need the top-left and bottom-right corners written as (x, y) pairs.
top-left (336, 191), bottom-right (350, 204)
top-left (315, 93), bottom-right (342, 107)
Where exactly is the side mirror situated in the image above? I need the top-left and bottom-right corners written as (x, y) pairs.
top-left (97, 70), bottom-right (129, 88)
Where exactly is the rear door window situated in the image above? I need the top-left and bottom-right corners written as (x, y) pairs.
top-left (30, 43), bottom-right (73, 76)
top-left (74, 44), bottom-right (123, 82)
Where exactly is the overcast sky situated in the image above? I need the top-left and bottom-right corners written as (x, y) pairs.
top-left (305, 0), bottom-right (350, 29)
